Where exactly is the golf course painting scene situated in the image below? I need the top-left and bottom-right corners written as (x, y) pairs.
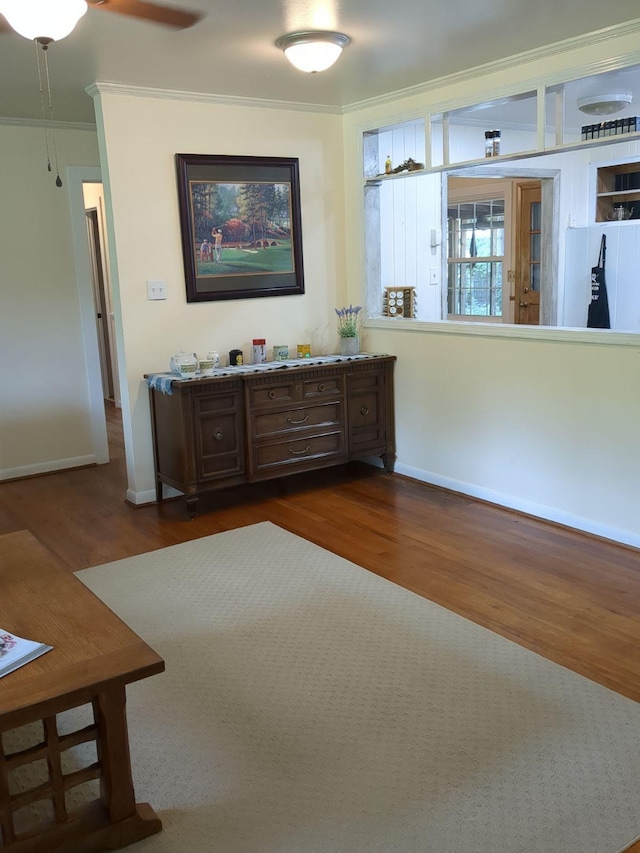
top-left (176, 154), bottom-right (305, 302)
top-left (191, 180), bottom-right (294, 278)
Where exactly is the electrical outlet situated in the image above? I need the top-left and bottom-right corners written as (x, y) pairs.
top-left (147, 280), bottom-right (167, 300)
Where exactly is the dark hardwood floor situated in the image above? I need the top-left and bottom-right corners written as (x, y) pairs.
top-left (2, 403), bottom-right (640, 706)
top-left (2, 402), bottom-right (640, 850)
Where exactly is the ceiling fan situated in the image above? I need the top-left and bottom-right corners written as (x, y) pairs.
top-left (0, 0), bottom-right (203, 188)
top-left (0, 0), bottom-right (203, 37)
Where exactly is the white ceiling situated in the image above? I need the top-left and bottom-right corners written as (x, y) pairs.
top-left (2, 0), bottom-right (640, 124)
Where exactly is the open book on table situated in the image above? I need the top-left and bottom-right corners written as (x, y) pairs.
top-left (0, 629), bottom-right (53, 678)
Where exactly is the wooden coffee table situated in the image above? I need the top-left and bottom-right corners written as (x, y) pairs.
top-left (0, 531), bottom-right (165, 853)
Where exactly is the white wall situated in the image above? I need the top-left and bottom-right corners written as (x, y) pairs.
top-left (344, 30), bottom-right (640, 547)
top-left (365, 325), bottom-right (640, 544)
top-left (92, 91), bottom-right (346, 503)
top-left (0, 124), bottom-right (101, 480)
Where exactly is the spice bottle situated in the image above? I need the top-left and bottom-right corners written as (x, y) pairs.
top-left (252, 338), bottom-right (266, 363)
top-left (492, 130), bottom-right (501, 157)
top-left (385, 155), bottom-right (392, 174)
top-left (485, 131), bottom-right (493, 158)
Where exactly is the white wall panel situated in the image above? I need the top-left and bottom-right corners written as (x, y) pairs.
top-left (0, 125), bottom-right (100, 479)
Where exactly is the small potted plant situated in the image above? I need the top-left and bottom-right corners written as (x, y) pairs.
top-left (336, 305), bottom-right (362, 355)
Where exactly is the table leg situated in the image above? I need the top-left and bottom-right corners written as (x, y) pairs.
top-left (93, 687), bottom-right (137, 823)
top-left (0, 687), bottom-right (161, 852)
top-left (92, 686), bottom-right (162, 845)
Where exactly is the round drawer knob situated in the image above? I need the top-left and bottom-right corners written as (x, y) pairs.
top-left (318, 383), bottom-right (326, 392)
top-left (360, 405), bottom-right (369, 416)
top-left (268, 390), bottom-right (276, 400)
top-left (213, 427), bottom-right (224, 441)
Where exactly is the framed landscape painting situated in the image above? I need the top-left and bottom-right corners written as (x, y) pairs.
top-left (175, 153), bottom-right (305, 302)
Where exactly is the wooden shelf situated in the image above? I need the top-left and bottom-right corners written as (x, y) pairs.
top-left (365, 168), bottom-right (428, 185)
top-left (598, 189), bottom-right (640, 198)
top-left (364, 133), bottom-right (640, 185)
top-left (595, 160), bottom-right (640, 222)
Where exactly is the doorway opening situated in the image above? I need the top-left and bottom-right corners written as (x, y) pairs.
top-left (447, 180), bottom-right (512, 322)
top-left (446, 169), bottom-right (558, 326)
top-left (86, 208), bottom-right (114, 400)
top-left (82, 182), bottom-right (120, 410)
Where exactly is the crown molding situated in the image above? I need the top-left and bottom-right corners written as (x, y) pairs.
top-left (87, 82), bottom-right (343, 115)
top-left (343, 18), bottom-right (640, 113)
top-left (0, 116), bottom-right (95, 131)
top-left (81, 19), bottom-right (640, 121)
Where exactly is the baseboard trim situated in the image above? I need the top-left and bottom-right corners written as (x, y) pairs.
top-left (127, 485), bottom-right (183, 505)
top-left (0, 455), bottom-right (97, 482)
top-left (395, 462), bottom-right (640, 551)
top-left (126, 488), bottom-right (157, 505)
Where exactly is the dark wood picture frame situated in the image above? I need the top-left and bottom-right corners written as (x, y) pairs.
top-left (175, 153), bottom-right (305, 302)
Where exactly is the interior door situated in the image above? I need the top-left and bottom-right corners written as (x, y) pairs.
top-left (514, 182), bottom-right (542, 325)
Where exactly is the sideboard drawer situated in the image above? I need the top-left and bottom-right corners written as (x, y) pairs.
top-left (253, 431), bottom-right (345, 473)
top-left (302, 375), bottom-right (342, 399)
top-left (248, 381), bottom-right (299, 407)
top-left (253, 402), bottom-right (342, 439)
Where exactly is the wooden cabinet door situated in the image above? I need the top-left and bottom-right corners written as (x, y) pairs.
top-left (193, 389), bottom-right (245, 481)
top-left (347, 368), bottom-right (387, 454)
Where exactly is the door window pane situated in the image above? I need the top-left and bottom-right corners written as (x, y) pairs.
top-left (530, 201), bottom-right (541, 231)
top-left (531, 263), bottom-right (540, 292)
top-left (530, 233), bottom-right (540, 262)
top-left (448, 196), bottom-right (505, 317)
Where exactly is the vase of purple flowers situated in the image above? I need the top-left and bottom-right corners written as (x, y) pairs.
top-left (336, 305), bottom-right (361, 355)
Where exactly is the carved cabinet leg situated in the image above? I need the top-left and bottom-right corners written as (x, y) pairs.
top-left (185, 495), bottom-right (199, 520)
top-left (381, 452), bottom-right (396, 474)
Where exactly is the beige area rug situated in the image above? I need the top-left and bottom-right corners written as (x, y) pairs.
top-left (70, 521), bottom-right (639, 853)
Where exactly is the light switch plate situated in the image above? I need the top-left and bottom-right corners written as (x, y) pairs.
top-left (147, 280), bottom-right (167, 300)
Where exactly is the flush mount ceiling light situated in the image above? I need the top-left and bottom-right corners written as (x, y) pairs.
top-left (577, 93), bottom-right (632, 116)
top-left (275, 31), bottom-right (350, 73)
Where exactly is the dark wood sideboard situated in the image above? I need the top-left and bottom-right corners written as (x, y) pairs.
top-left (147, 355), bottom-right (396, 518)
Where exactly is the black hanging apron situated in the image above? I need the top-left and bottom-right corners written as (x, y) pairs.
top-left (587, 234), bottom-right (610, 329)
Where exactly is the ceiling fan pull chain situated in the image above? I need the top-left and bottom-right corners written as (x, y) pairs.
top-left (34, 40), bottom-right (53, 177)
top-left (41, 44), bottom-right (63, 187)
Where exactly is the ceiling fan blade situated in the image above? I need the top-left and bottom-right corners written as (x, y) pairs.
top-left (88, 0), bottom-right (203, 30)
